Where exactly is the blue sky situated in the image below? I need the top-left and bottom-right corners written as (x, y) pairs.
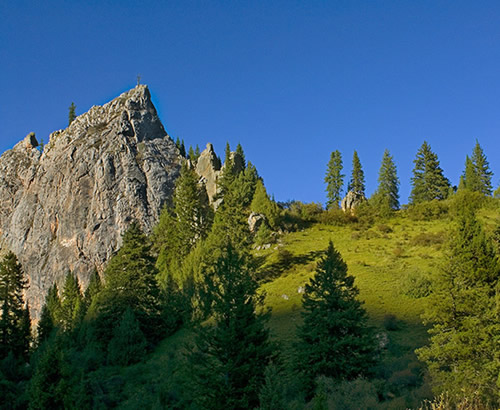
top-left (1, 1), bottom-right (499, 205)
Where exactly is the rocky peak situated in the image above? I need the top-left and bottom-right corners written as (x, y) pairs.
top-left (0, 85), bottom-right (182, 318)
top-left (195, 143), bottom-right (221, 204)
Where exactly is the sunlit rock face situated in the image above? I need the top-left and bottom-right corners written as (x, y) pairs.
top-left (0, 85), bottom-right (182, 317)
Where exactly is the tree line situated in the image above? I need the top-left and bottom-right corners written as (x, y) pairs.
top-left (325, 140), bottom-right (496, 211)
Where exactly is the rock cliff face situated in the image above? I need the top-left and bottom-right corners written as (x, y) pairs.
top-left (0, 85), bottom-right (182, 317)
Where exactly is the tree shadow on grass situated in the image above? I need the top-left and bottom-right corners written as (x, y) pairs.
top-left (255, 249), bottom-right (324, 283)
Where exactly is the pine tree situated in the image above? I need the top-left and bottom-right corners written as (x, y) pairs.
top-left (373, 149), bottom-right (400, 210)
top-left (174, 162), bottom-right (213, 255)
top-left (36, 304), bottom-right (54, 346)
top-left (92, 222), bottom-right (164, 344)
top-left (410, 141), bottom-right (450, 203)
top-left (188, 244), bottom-right (274, 409)
top-left (46, 283), bottom-right (62, 327)
top-left (234, 143), bottom-right (246, 174)
top-left (195, 144), bottom-right (201, 162)
top-left (188, 145), bottom-right (195, 162)
top-left (324, 150), bottom-right (344, 209)
top-left (0, 252), bottom-right (30, 359)
top-left (59, 272), bottom-right (83, 332)
top-left (251, 179), bottom-right (280, 229)
top-left (83, 269), bottom-right (102, 308)
top-left (463, 140), bottom-right (493, 195)
top-left (417, 208), bottom-right (500, 405)
top-left (295, 241), bottom-right (376, 393)
top-left (349, 150), bottom-right (365, 196)
top-left (68, 102), bottom-right (76, 126)
top-left (107, 308), bottom-right (147, 366)
top-left (153, 163), bottom-right (213, 284)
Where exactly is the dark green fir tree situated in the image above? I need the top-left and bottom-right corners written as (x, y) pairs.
top-left (373, 149), bottom-right (400, 211)
top-left (108, 307), bottom-right (147, 366)
top-left (324, 150), bottom-right (344, 209)
top-left (463, 140), bottom-right (493, 195)
top-left (417, 208), bottom-right (500, 406)
top-left (295, 241), bottom-right (376, 394)
top-left (68, 102), bottom-right (76, 126)
top-left (188, 244), bottom-right (274, 409)
top-left (91, 222), bottom-right (164, 344)
top-left (410, 141), bottom-right (450, 203)
top-left (349, 150), bottom-right (365, 196)
top-left (0, 252), bottom-right (30, 360)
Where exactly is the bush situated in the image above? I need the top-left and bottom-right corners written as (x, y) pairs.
top-left (410, 231), bottom-right (446, 247)
top-left (400, 272), bottom-right (432, 298)
top-left (319, 208), bottom-right (357, 226)
top-left (383, 314), bottom-right (399, 331)
top-left (407, 200), bottom-right (449, 221)
top-left (377, 224), bottom-right (393, 234)
top-left (311, 376), bottom-right (379, 410)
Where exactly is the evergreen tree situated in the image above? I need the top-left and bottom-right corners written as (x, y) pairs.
top-left (173, 162), bottom-right (213, 255)
top-left (46, 283), bottom-right (62, 328)
top-left (59, 272), bottom-right (83, 332)
top-left (36, 304), bottom-right (54, 346)
top-left (234, 143), bottom-right (246, 174)
top-left (0, 252), bottom-right (30, 359)
top-left (153, 163), bottom-right (213, 284)
top-left (410, 141), bottom-right (450, 203)
top-left (194, 144), bottom-right (201, 162)
top-left (188, 145), bottom-right (195, 162)
top-left (29, 342), bottom-right (65, 409)
top-left (68, 102), bottom-right (76, 126)
top-left (373, 149), bottom-right (400, 210)
top-left (324, 150), bottom-right (344, 209)
top-left (295, 241), bottom-right (376, 394)
top-left (349, 150), bottom-right (365, 196)
top-left (180, 139), bottom-right (186, 158)
top-left (463, 140), bottom-right (493, 195)
top-left (83, 269), bottom-right (102, 308)
top-left (188, 244), bottom-right (274, 409)
top-left (251, 179), bottom-right (280, 229)
top-left (91, 222), bottom-right (164, 344)
top-left (107, 307), bottom-right (147, 366)
top-left (417, 208), bottom-right (500, 405)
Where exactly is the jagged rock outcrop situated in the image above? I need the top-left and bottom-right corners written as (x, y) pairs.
top-left (195, 143), bottom-right (221, 205)
top-left (248, 212), bottom-right (266, 233)
top-left (0, 85), bottom-right (182, 317)
top-left (341, 190), bottom-right (365, 213)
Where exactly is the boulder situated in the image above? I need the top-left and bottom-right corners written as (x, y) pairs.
top-left (341, 190), bottom-right (365, 213)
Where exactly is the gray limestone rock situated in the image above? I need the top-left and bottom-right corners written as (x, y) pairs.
top-left (195, 143), bottom-right (221, 205)
top-left (0, 85), bottom-right (182, 318)
top-left (341, 190), bottom-right (366, 213)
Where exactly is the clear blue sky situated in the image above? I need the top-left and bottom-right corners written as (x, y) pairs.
top-left (1, 1), bottom-right (499, 205)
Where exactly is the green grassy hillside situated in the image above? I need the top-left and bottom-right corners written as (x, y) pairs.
top-left (116, 201), bottom-right (499, 408)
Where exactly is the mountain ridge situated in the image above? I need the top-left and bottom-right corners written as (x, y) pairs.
top-left (0, 85), bottom-right (183, 317)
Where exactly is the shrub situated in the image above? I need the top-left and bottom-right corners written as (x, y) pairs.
top-left (400, 272), bottom-right (432, 298)
top-left (410, 231), bottom-right (446, 247)
top-left (392, 247), bottom-right (404, 258)
top-left (319, 208), bottom-right (357, 226)
top-left (377, 224), bottom-right (393, 234)
top-left (407, 200), bottom-right (449, 221)
top-left (383, 314), bottom-right (399, 331)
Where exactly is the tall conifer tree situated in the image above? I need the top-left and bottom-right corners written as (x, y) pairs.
top-left (410, 141), bottom-right (450, 203)
top-left (463, 140), bottom-right (493, 195)
top-left (188, 244), bottom-right (274, 409)
top-left (374, 149), bottom-right (400, 210)
top-left (92, 223), bottom-right (164, 344)
top-left (295, 241), bottom-right (376, 393)
top-left (324, 150), bottom-right (344, 209)
top-left (417, 207), bottom-right (500, 405)
top-left (349, 150), bottom-right (365, 196)
top-left (0, 252), bottom-right (30, 359)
